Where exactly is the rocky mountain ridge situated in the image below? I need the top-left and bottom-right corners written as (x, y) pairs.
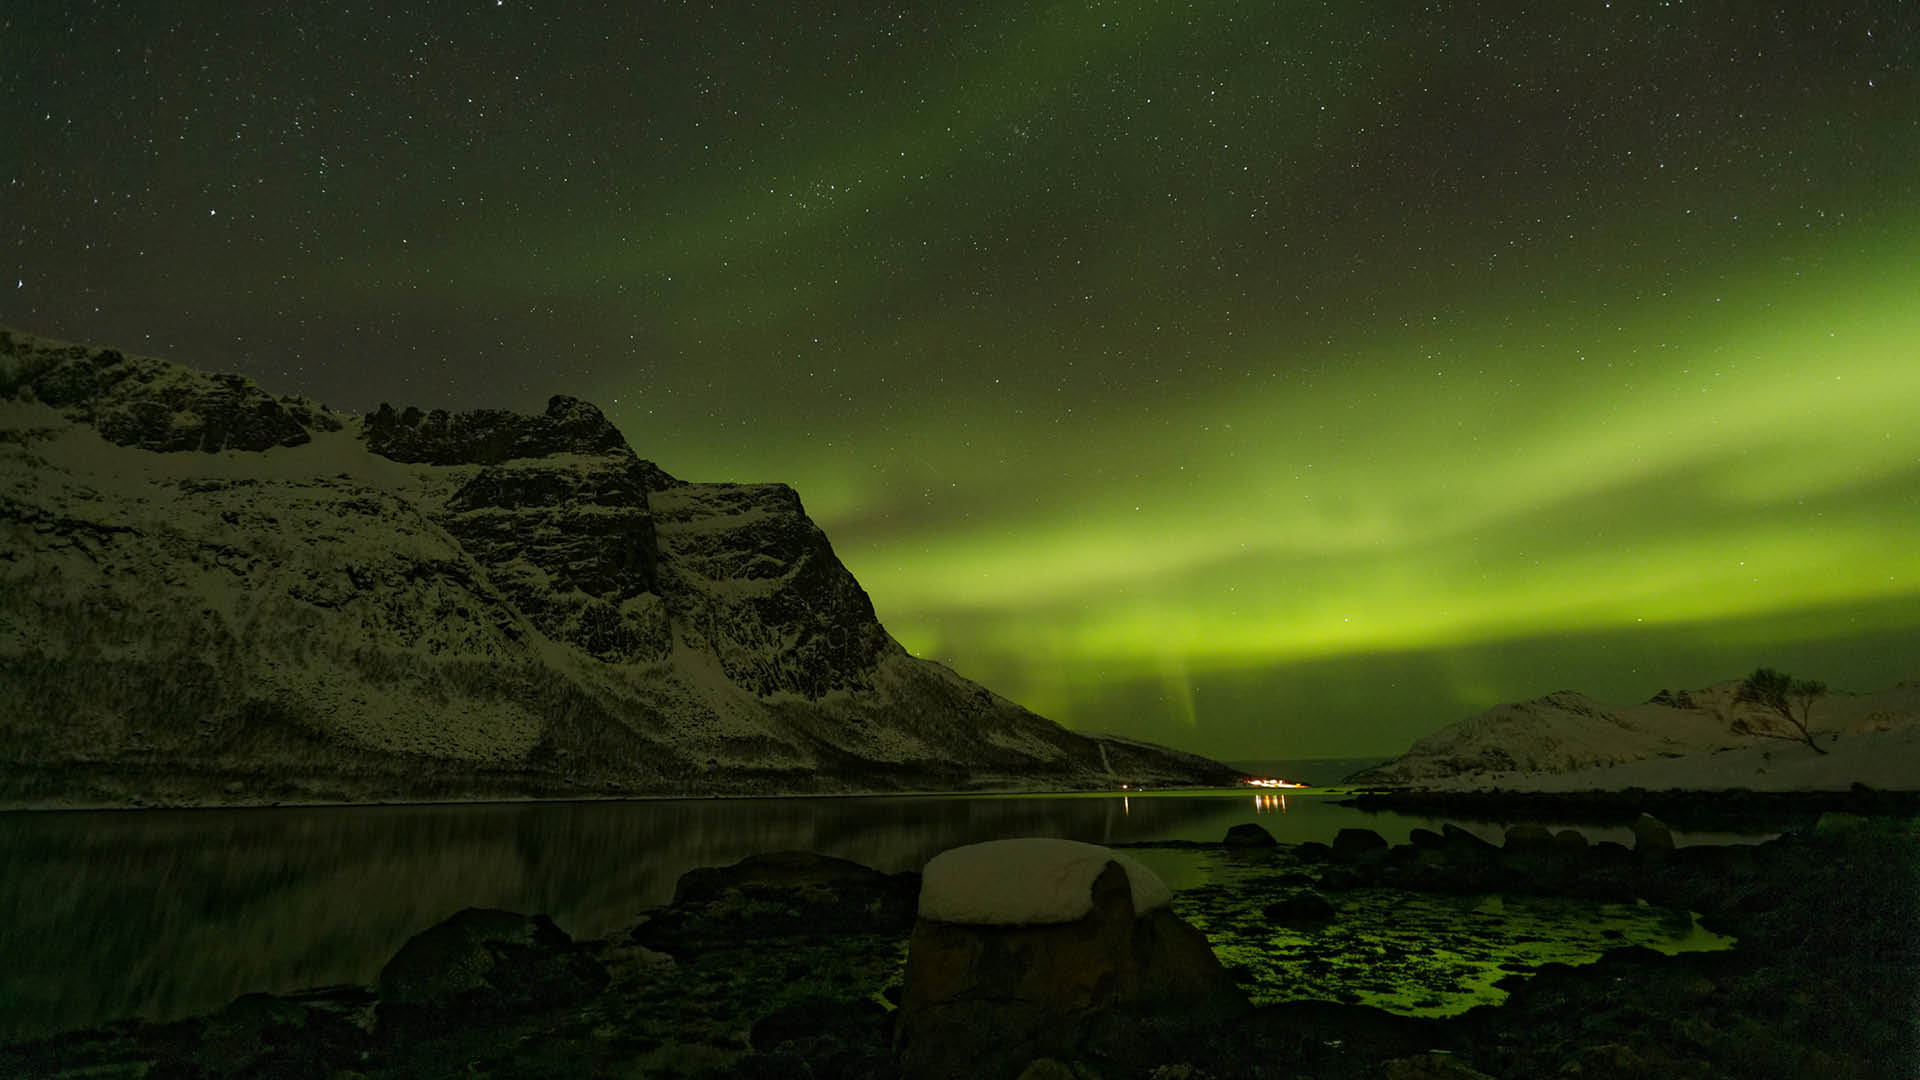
top-left (0, 328), bottom-right (1237, 806)
top-left (1348, 678), bottom-right (1920, 791)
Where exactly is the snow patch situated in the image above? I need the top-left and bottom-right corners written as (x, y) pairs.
top-left (918, 838), bottom-right (1172, 925)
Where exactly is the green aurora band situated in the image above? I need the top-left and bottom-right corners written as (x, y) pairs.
top-left (8, 2), bottom-right (1916, 756)
top-left (745, 239), bottom-right (1920, 754)
top-left (562, 9), bottom-right (1920, 755)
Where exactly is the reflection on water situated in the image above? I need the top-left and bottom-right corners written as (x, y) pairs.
top-left (0, 790), bottom-right (1761, 1042)
top-left (1252, 792), bottom-right (1289, 814)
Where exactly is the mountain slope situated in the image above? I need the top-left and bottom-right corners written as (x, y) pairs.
top-left (1348, 679), bottom-right (1920, 791)
top-left (0, 329), bottom-right (1238, 806)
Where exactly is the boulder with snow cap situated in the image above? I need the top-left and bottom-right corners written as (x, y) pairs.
top-left (897, 838), bottom-right (1245, 1080)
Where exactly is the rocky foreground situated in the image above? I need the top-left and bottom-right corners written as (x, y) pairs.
top-left (5, 809), bottom-right (1915, 1079)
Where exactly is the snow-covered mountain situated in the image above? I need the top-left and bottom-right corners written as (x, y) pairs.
top-left (0, 329), bottom-right (1238, 807)
top-left (1348, 679), bottom-right (1920, 792)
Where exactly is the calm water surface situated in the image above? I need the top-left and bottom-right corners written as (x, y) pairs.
top-left (0, 777), bottom-right (1757, 1042)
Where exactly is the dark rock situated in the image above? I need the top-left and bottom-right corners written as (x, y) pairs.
top-left (653, 481), bottom-right (898, 698)
top-left (1295, 841), bottom-right (1333, 862)
top-left (1014, 1061), bottom-right (1087, 1080)
top-left (743, 993), bottom-right (894, 1080)
top-left (7, 340), bottom-right (330, 451)
top-left (376, 908), bottom-right (608, 1034)
top-left (1811, 810), bottom-right (1873, 839)
top-left (1631, 813), bottom-right (1674, 856)
top-left (1647, 688), bottom-right (1697, 709)
top-left (897, 860), bottom-right (1246, 1080)
top-left (1382, 1051), bottom-right (1497, 1079)
top-left (1013, 1053), bottom-right (1105, 1068)
top-left (1263, 891), bottom-right (1336, 927)
top-left (364, 394), bottom-right (636, 465)
top-left (363, 393), bottom-right (682, 666)
top-left (1315, 864), bottom-right (1366, 891)
top-left (1330, 828), bottom-right (1388, 861)
top-left (749, 995), bottom-right (881, 1052)
top-left (1143, 1066), bottom-right (1212, 1080)
top-left (1408, 827), bottom-right (1446, 850)
top-left (671, 850), bottom-right (916, 915)
top-left (1502, 824), bottom-right (1555, 853)
top-left (1555, 1041), bottom-right (1649, 1076)
top-left (1223, 822), bottom-right (1278, 848)
top-left (633, 851), bottom-right (921, 956)
top-left (1590, 840), bottom-right (1633, 865)
top-left (1403, 850), bottom-right (1457, 881)
top-left (192, 989), bottom-right (372, 1078)
top-left (98, 371), bottom-right (315, 452)
top-left (1440, 823), bottom-right (1500, 858)
top-left (1594, 943), bottom-right (1670, 967)
top-left (367, 392), bottom-right (905, 699)
top-left (1552, 828), bottom-right (1590, 853)
top-left (442, 456), bottom-right (671, 662)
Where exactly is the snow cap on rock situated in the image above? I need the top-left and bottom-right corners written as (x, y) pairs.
top-left (917, 838), bottom-right (1173, 925)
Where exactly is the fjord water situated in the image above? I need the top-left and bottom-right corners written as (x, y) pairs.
top-left (0, 770), bottom-right (1740, 1042)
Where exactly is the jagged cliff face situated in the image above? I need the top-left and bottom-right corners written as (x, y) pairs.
top-left (0, 330), bottom-right (1236, 805)
top-left (367, 399), bottom-right (678, 665)
top-left (651, 481), bottom-right (896, 697)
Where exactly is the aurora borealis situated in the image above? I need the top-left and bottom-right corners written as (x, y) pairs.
top-left (6, 3), bottom-right (1916, 756)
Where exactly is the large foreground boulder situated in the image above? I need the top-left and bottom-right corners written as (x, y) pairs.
top-left (897, 838), bottom-right (1246, 1080)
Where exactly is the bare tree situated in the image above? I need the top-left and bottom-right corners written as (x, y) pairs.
top-left (1732, 667), bottom-right (1829, 754)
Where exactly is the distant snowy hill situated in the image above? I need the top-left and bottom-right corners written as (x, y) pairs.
top-left (0, 329), bottom-right (1237, 807)
top-left (1348, 679), bottom-right (1920, 792)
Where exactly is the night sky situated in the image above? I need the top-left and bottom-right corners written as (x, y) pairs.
top-left (6, 2), bottom-right (1917, 758)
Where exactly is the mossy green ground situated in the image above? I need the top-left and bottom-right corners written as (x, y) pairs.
top-left (1140, 848), bottom-right (1732, 1016)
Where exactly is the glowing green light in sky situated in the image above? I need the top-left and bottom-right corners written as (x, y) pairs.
top-left (794, 235), bottom-right (1920, 751)
top-left (24, 1), bottom-right (1912, 758)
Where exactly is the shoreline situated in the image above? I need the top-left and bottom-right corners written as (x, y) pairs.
top-left (0, 779), bottom-right (1272, 815)
top-left (1343, 783), bottom-right (1920, 820)
top-left (7, 812), bottom-right (1915, 1077)
top-left (12, 775), bottom-right (1919, 816)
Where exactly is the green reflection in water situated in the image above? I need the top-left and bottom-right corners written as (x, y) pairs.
top-left (1159, 850), bottom-right (1735, 1017)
